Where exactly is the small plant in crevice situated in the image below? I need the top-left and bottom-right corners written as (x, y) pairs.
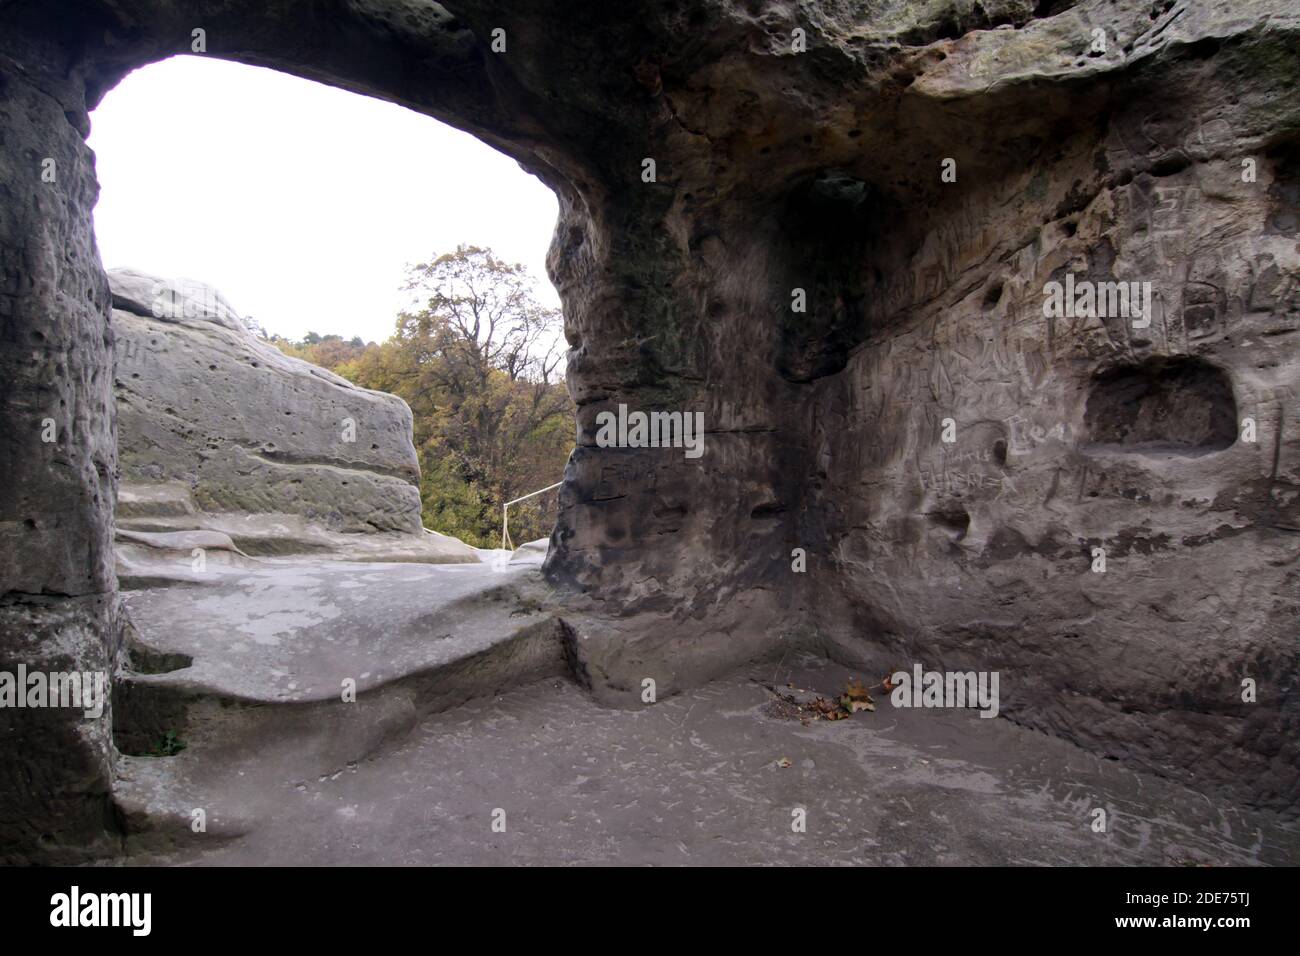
top-left (147, 730), bottom-right (187, 757)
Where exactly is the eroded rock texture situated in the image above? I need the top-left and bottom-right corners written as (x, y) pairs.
top-left (1, 0), bottom-right (1297, 859)
top-left (111, 267), bottom-right (422, 529)
top-left (546, 1), bottom-right (1300, 817)
top-left (108, 268), bottom-right (476, 564)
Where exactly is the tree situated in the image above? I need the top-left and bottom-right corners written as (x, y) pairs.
top-left (394, 246), bottom-right (570, 545)
top-left (399, 245), bottom-right (563, 389)
top-left (272, 333), bottom-right (368, 369)
top-left (271, 245), bottom-right (572, 547)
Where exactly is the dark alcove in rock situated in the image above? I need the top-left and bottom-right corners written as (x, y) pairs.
top-left (1083, 357), bottom-right (1237, 454)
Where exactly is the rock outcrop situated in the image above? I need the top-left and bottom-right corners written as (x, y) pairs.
top-left (543, 1), bottom-right (1300, 818)
top-left (108, 268), bottom-right (476, 565)
top-left (1, 0), bottom-right (1298, 861)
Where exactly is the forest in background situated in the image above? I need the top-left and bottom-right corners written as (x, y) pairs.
top-left (270, 246), bottom-right (572, 548)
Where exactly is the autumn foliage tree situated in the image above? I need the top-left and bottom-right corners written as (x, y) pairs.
top-left (273, 246), bottom-right (572, 546)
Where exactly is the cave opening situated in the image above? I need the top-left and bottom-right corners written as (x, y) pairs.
top-left (91, 54), bottom-right (572, 556)
top-left (89, 55), bottom-right (575, 757)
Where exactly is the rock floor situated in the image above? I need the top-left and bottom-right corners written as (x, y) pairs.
top-left (115, 616), bottom-right (1299, 865)
top-left (120, 555), bottom-right (550, 703)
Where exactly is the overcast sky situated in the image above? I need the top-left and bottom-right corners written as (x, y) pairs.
top-left (88, 55), bottom-right (560, 344)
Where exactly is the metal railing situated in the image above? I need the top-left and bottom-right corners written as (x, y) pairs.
top-left (500, 481), bottom-right (562, 550)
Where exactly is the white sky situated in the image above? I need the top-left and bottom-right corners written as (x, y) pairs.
top-left (88, 55), bottom-right (560, 344)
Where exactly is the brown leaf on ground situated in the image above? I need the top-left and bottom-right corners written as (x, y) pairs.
top-left (756, 681), bottom-right (864, 722)
top-left (844, 677), bottom-right (874, 703)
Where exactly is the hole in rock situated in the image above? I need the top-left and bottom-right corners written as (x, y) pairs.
top-left (1150, 151), bottom-right (1191, 177)
top-left (982, 526), bottom-right (1032, 560)
top-left (981, 281), bottom-right (1004, 311)
top-left (1083, 357), bottom-right (1236, 454)
top-left (89, 56), bottom-right (575, 695)
top-left (1185, 37), bottom-right (1222, 60)
top-left (928, 508), bottom-right (971, 540)
top-left (1265, 139), bottom-right (1300, 236)
top-left (1034, 0), bottom-right (1082, 16)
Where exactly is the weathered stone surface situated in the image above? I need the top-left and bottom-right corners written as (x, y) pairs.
top-left (0, 594), bottom-right (122, 864)
top-left (1, 0), bottom-right (1298, 860)
top-left (111, 554), bottom-right (567, 851)
top-left (106, 267), bottom-right (480, 569)
top-left (541, 2), bottom-right (1300, 816)
top-left (110, 268), bottom-right (429, 536)
top-left (117, 656), bottom-right (1300, 866)
top-left (0, 30), bottom-right (119, 864)
top-left (509, 537), bottom-right (549, 563)
top-left (109, 267), bottom-right (245, 331)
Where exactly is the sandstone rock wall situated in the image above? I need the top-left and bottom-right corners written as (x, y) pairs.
top-left (808, 130), bottom-right (1300, 810)
top-left (544, 1), bottom-right (1300, 815)
top-left (110, 268), bottom-right (425, 535)
top-left (0, 29), bottom-right (121, 862)
top-left (107, 269), bottom-right (482, 567)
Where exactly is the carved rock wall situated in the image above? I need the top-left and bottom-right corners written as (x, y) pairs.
top-left (553, 6), bottom-right (1299, 820)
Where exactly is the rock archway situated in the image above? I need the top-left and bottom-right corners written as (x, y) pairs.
top-left (2, 1), bottom-right (1298, 860)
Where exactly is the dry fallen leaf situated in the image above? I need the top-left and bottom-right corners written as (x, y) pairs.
top-left (758, 680), bottom-right (867, 724)
top-left (844, 677), bottom-right (875, 703)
